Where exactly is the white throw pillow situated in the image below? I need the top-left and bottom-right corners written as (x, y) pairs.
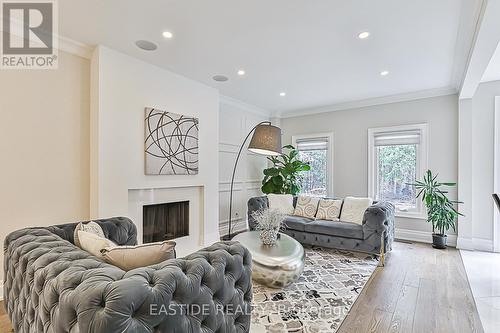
top-left (267, 194), bottom-right (294, 214)
top-left (101, 241), bottom-right (176, 271)
top-left (294, 196), bottom-right (320, 218)
top-left (340, 197), bottom-right (373, 225)
top-left (77, 230), bottom-right (116, 258)
top-left (74, 221), bottom-right (105, 247)
top-left (316, 199), bottom-right (343, 221)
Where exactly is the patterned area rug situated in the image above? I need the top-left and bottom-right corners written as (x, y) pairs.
top-left (251, 246), bottom-right (379, 333)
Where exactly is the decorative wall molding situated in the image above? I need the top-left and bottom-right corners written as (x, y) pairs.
top-left (276, 87), bottom-right (457, 119)
top-left (395, 228), bottom-right (458, 247)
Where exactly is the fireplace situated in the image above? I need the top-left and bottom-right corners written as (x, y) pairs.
top-left (142, 201), bottom-right (189, 243)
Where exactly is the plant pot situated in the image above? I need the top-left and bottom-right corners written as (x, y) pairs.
top-left (260, 229), bottom-right (278, 246)
top-left (432, 233), bottom-right (447, 249)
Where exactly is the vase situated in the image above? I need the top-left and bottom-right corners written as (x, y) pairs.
top-left (260, 229), bottom-right (278, 246)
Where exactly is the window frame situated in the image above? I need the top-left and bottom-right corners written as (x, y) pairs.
top-left (292, 132), bottom-right (334, 197)
top-left (367, 124), bottom-right (429, 219)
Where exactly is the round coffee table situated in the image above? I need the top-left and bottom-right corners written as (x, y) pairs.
top-left (232, 231), bottom-right (305, 288)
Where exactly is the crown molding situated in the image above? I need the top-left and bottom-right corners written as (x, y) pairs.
top-left (57, 35), bottom-right (94, 59)
top-left (220, 95), bottom-right (272, 117)
top-left (0, 15), bottom-right (93, 59)
top-left (451, 0), bottom-right (485, 91)
top-left (277, 86), bottom-right (458, 119)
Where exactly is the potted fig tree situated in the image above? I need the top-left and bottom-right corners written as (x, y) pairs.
top-left (411, 170), bottom-right (462, 249)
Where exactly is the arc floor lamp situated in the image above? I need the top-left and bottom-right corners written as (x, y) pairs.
top-left (222, 121), bottom-right (282, 241)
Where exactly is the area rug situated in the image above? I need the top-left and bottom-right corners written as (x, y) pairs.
top-left (251, 246), bottom-right (379, 333)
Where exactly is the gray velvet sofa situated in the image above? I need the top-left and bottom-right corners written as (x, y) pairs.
top-left (248, 196), bottom-right (395, 262)
top-left (3, 217), bottom-right (252, 333)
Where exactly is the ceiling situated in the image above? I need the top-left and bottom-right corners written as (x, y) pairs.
top-left (60, 0), bottom-right (471, 114)
top-left (482, 42), bottom-right (500, 83)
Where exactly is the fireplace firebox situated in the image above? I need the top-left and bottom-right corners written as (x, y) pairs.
top-left (142, 201), bottom-right (189, 243)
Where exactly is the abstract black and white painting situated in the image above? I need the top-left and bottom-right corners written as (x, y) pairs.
top-left (145, 107), bottom-right (199, 175)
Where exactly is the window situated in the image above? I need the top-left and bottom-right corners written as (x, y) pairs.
top-left (368, 124), bottom-right (428, 218)
top-left (293, 133), bottom-right (333, 197)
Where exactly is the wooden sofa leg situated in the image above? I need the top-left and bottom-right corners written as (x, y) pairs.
top-left (378, 235), bottom-right (385, 267)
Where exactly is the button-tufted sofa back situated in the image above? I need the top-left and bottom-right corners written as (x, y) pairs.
top-left (3, 217), bottom-right (253, 333)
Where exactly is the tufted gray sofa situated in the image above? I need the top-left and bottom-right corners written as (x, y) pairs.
top-left (3, 217), bottom-right (253, 333)
top-left (248, 196), bottom-right (395, 263)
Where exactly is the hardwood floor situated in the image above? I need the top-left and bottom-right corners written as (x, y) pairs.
top-left (338, 241), bottom-right (484, 333)
top-left (0, 300), bottom-right (12, 332)
top-left (0, 241), bottom-right (483, 333)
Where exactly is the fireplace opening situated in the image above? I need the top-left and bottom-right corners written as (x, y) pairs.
top-left (143, 201), bottom-right (189, 243)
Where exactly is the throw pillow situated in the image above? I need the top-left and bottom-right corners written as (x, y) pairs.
top-left (74, 221), bottom-right (105, 247)
top-left (101, 241), bottom-right (176, 271)
top-left (315, 199), bottom-right (343, 221)
top-left (77, 230), bottom-right (116, 258)
top-left (267, 193), bottom-right (294, 215)
top-left (293, 196), bottom-right (320, 218)
top-left (340, 196), bottom-right (373, 224)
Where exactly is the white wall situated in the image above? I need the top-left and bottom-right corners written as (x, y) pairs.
top-left (459, 80), bottom-right (500, 251)
top-left (0, 51), bottom-right (90, 282)
top-left (218, 97), bottom-right (271, 236)
top-left (91, 46), bottom-right (220, 248)
top-left (279, 94), bottom-right (459, 243)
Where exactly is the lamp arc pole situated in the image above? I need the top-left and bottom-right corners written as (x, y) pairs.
top-left (223, 121), bottom-right (272, 241)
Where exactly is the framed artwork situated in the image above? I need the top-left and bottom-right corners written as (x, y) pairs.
top-left (144, 107), bottom-right (199, 175)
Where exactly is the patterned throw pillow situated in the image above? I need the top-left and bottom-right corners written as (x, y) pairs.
top-left (74, 221), bottom-right (105, 247)
top-left (293, 196), bottom-right (320, 218)
top-left (315, 199), bottom-right (343, 221)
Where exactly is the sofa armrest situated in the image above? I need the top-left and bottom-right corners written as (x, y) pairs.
top-left (247, 196), bottom-right (269, 230)
top-left (362, 201), bottom-right (395, 250)
top-left (47, 217), bottom-right (138, 245)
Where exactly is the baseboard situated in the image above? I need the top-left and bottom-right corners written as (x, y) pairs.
top-left (395, 228), bottom-right (458, 247)
top-left (457, 237), bottom-right (474, 250)
top-left (457, 237), bottom-right (494, 251)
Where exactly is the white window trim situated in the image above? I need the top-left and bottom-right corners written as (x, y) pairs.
top-left (292, 132), bottom-right (334, 197)
top-left (368, 124), bottom-right (429, 219)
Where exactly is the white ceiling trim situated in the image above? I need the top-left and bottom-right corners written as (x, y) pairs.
top-left (451, 0), bottom-right (485, 91)
top-left (1, 15), bottom-right (93, 59)
top-left (277, 86), bottom-right (458, 119)
top-left (58, 35), bottom-right (94, 59)
top-left (460, 0), bottom-right (500, 99)
top-left (220, 95), bottom-right (272, 117)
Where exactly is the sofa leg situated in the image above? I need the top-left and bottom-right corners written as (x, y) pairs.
top-left (378, 235), bottom-right (385, 267)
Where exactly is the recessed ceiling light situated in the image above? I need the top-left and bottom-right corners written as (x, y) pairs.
top-left (279, 92), bottom-right (286, 97)
top-left (213, 75), bottom-right (229, 82)
top-left (358, 31), bottom-right (370, 39)
top-left (135, 40), bottom-right (158, 51)
top-left (380, 70), bottom-right (389, 76)
top-left (237, 69), bottom-right (245, 76)
top-left (162, 31), bottom-right (173, 39)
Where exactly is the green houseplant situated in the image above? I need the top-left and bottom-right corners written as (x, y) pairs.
top-left (410, 170), bottom-right (462, 249)
top-left (261, 145), bottom-right (311, 195)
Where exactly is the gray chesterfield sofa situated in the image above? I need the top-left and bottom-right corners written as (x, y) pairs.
top-left (248, 196), bottom-right (395, 262)
top-left (4, 217), bottom-right (252, 333)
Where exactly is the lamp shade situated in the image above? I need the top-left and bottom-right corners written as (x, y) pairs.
top-left (248, 124), bottom-right (282, 156)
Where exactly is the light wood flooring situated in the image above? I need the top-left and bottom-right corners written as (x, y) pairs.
top-left (0, 241), bottom-right (483, 333)
top-left (338, 241), bottom-right (483, 333)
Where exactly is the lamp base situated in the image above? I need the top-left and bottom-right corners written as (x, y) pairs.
top-left (221, 234), bottom-right (233, 241)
